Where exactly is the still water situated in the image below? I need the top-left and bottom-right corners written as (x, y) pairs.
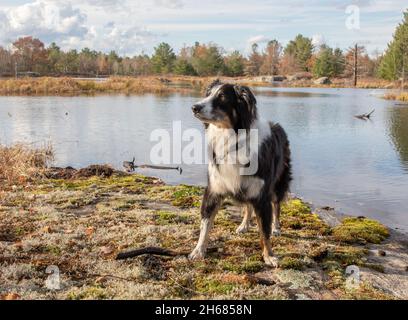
top-left (1, 87), bottom-right (407, 232)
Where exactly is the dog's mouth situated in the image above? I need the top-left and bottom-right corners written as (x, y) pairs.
top-left (192, 110), bottom-right (212, 123)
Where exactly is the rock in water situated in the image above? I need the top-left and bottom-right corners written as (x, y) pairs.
top-left (314, 77), bottom-right (331, 85)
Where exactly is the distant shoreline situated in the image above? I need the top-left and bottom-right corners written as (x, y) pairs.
top-left (0, 75), bottom-right (401, 97)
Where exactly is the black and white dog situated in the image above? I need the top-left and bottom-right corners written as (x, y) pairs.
top-left (189, 80), bottom-right (292, 266)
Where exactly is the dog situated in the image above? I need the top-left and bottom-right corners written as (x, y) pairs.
top-left (189, 80), bottom-right (292, 266)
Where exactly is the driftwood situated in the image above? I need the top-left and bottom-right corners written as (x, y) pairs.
top-left (116, 247), bottom-right (189, 260)
top-left (123, 158), bottom-right (183, 174)
top-left (355, 109), bottom-right (375, 120)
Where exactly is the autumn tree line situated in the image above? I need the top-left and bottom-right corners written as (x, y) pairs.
top-left (0, 11), bottom-right (407, 81)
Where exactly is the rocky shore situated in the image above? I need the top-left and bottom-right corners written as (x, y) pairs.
top-left (1, 165), bottom-right (407, 300)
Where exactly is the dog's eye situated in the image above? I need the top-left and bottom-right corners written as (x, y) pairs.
top-left (219, 94), bottom-right (226, 100)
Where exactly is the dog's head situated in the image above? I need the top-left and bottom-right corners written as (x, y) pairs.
top-left (192, 80), bottom-right (257, 131)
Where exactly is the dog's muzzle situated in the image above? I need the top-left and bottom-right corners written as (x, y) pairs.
top-left (192, 104), bottom-right (204, 115)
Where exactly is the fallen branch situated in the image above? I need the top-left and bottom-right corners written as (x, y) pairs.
top-left (116, 246), bottom-right (220, 260)
top-left (355, 109), bottom-right (375, 120)
top-left (123, 158), bottom-right (183, 174)
top-left (116, 247), bottom-right (187, 260)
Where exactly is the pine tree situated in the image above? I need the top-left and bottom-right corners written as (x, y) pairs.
top-left (284, 34), bottom-right (314, 72)
top-left (151, 43), bottom-right (176, 74)
top-left (224, 51), bottom-right (245, 76)
top-left (379, 10), bottom-right (408, 82)
top-left (313, 46), bottom-right (345, 77)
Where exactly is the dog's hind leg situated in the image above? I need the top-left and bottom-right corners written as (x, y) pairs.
top-left (253, 200), bottom-right (278, 267)
top-left (236, 204), bottom-right (253, 234)
top-left (272, 201), bottom-right (281, 237)
top-left (189, 189), bottom-right (223, 261)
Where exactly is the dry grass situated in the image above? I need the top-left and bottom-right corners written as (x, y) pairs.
top-left (0, 76), bottom-right (203, 96)
top-left (384, 92), bottom-right (408, 102)
top-left (0, 143), bottom-right (54, 187)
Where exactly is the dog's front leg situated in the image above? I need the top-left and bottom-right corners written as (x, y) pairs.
top-left (189, 189), bottom-right (223, 260)
top-left (253, 200), bottom-right (279, 267)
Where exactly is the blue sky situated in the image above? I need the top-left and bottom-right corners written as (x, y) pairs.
top-left (0, 0), bottom-right (406, 56)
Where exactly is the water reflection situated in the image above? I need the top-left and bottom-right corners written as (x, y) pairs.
top-left (388, 105), bottom-right (408, 171)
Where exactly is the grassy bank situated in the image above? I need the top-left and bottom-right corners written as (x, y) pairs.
top-left (384, 92), bottom-right (408, 102)
top-left (1, 144), bottom-right (406, 300)
top-left (0, 76), bottom-right (205, 96)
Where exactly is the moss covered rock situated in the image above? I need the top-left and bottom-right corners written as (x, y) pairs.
top-left (332, 217), bottom-right (389, 244)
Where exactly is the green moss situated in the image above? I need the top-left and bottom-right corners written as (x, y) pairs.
top-left (195, 277), bottom-right (236, 295)
top-left (219, 256), bottom-right (264, 274)
top-left (45, 245), bottom-right (62, 256)
top-left (155, 211), bottom-right (193, 225)
top-left (170, 185), bottom-right (203, 208)
top-left (40, 174), bottom-right (149, 192)
top-left (280, 257), bottom-right (305, 270)
top-left (332, 217), bottom-right (389, 244)
top-left (282, 199), bottom-right (311, 216)
top-left (14, 226), bottom-right (25, 236)
top-left (67, 286), bottom-right (109, 300)
top-left (326, 246), bottom-right (367, 267)
top-left (281, 199), bottom-right (331, 236)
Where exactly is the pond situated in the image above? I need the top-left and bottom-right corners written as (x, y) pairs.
top-left (1, 87), bottom-right (407, 233)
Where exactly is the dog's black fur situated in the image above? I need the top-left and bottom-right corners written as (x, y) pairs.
top-left (190, 80), bottom-right (292, 265)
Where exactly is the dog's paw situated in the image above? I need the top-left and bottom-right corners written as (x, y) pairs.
top-left (272, 229), bottom-right (281, 237)
top-left (236, 224), bottom-right (250, 234)
top-left (188, 248), bottom-right (205, 261)
top-left (272, 224), bottom-right (281, 237)
top-left (264, 255), bottom-right (279, 268)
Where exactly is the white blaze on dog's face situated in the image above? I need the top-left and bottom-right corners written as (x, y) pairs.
top-left (191, 81), bottom-right (257, 130)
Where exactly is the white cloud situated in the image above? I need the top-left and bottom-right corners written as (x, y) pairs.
top-left (90, 23), bottom-right (157, 55)
top-left (312, 34), bottom-right (325, 48)
top-left (0, 0), bottom-right (88, 44)
top-left (0, 0), bottom-right (158, 55)
top-left (247, 35), bottom-right (269, 44)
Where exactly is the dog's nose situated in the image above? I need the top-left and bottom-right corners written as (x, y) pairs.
top-left (192, 104), bottom-right (203, 114)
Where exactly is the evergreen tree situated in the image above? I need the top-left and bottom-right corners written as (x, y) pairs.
top-left (224, 50), bottom-right (245, 76)
top-left (191, 43), bottom-right (225, 76)
top-left (284, 34), bottom-right (314, 72)
top-left (151, 42), bottom-right (176, 74)
top-left (379, 10), bottom-right (408, 81)
top-left (173, 58), bottom-right (196, 75)
top-left (313, 46), bottom-right (345, 77)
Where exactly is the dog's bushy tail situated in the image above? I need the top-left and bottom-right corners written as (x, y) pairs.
top-left (271, 123), bottom-right (292, 203)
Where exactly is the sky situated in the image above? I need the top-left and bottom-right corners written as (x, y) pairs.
top-left (0, 0), bottom-right (407, 56)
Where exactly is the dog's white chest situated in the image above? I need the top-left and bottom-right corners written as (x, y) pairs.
top-left (206, 124), bottom-right (265, 198)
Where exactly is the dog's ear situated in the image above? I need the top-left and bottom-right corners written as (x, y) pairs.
top-left (232, 85), bottom-right (258, 130)
top-left (206, 79), bottom-right (222, 97)
top-left (234, 85), bottom-right (257, 117)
